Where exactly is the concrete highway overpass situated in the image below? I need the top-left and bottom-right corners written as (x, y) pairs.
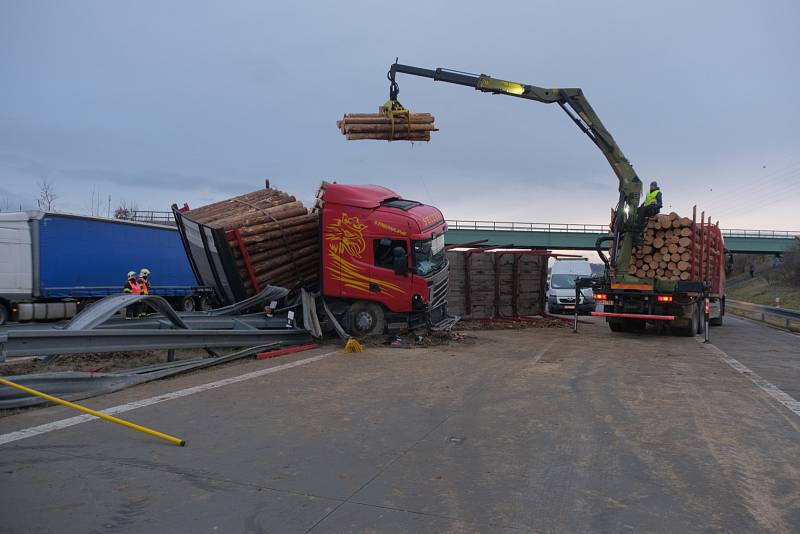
top-left (444, 220), bottom-right (798, 254)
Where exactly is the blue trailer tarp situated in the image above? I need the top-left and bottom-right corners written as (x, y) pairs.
top-left (37, 214), bottom-right (198, 298)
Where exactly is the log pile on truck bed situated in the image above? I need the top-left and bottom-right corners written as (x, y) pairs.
top-left (184, 188), bottom-right (319, 294)
top-left (628, 212), bottom-right (721, 280)
top-left (336, 112), bottom-right (437, 141)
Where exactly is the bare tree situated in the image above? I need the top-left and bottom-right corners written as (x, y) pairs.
top-left (114, 199), bottom-right (140, 220)
top-left (779, 243), bottom-right (799, 287)
top-left (37, 175), bottom-right (57, 211)
top-left (89, 185), bottom-right (99, 216)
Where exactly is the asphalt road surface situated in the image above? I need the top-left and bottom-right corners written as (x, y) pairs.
top-left (1, 317), bottom-right (799, 533)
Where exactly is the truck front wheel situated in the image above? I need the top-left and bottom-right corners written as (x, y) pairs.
top-left (345, 301), bottom-right (385, 337)
top-left (0, 302), bottom-right (8, 326)
top-left (709, 297), bottom-right (724, 326)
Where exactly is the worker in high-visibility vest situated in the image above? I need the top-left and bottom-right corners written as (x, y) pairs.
top-left (123, 271), bottom-right (141, 294)
top-left (638, 180), bottom-right (663, 221)
top-left (122, 271), bottom-right (140, 318)
top-left (137, 268), bottom-right (151, 295)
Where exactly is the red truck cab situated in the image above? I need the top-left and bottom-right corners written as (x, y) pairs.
top-left (320, 183), bottom-right (450, 335)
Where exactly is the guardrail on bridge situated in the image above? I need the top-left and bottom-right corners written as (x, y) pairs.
top-left (446, 220), bottom-right (800, 239)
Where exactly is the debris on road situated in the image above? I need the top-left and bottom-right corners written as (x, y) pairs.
top-left (0, 344), bottom-right (288, 409)
top-left (455, 316), bottom-right (569, 330)
top-left (0, 375), bottom-right (186, 446)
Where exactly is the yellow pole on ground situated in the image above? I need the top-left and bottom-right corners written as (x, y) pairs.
top-left (0, 377), bottom-right (186, 446)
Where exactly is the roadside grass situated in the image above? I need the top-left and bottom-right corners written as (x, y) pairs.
top-left (728, 276), bottom-right (800, 310)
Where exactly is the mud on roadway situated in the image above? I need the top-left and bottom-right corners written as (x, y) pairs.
top-left (0, 317), bottom-right (799, 533)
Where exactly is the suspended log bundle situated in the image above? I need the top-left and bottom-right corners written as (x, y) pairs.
top-left (184, 186), bottom-right (320, 294)
top-left (336, 112), bottom-right (437, 141)
top-left (624, 212), bottom-right (721, 281)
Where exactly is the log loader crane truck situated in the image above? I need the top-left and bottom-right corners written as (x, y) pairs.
top-left (383, 61), bottom-right (724, 335)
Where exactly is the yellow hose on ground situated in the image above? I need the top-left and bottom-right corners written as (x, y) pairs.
top-left (0, 377), bottom-right (186, 446)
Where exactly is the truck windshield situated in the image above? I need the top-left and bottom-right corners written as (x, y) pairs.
top-left (550, 274), bottom-right (577, 289)
top-left (413, 234), bottom-right (446, 275)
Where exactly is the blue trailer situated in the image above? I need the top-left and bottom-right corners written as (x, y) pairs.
top-left (0, 211), bottom-right (210, 324)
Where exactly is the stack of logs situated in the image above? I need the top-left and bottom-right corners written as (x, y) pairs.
top-left (627, 212), bottom-right (719, 281)
top-left (336, 112), bottom-right (437, 141)
top-left (184, 187), bottom-right (320, 294)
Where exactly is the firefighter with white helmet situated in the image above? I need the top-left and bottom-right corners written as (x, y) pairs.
top-left (138, 268), bottom-right (151, 295)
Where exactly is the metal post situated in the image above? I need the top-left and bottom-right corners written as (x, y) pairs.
top-left (703, 297), bottom-right (710, 343)
top-left (167, 348), bottom-right (176, 362)
top-left (0, 376), bottom-right (186, 446)
top-left (573, 284), bottom-right (579, 333)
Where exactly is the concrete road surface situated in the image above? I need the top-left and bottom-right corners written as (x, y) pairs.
top-left (1, 317), bottom-right (799, 533)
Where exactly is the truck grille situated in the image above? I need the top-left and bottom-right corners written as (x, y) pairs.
top-left (558, 297), bottom-right (576, 304)
top-left (426, 261), bottom-right (449, 310)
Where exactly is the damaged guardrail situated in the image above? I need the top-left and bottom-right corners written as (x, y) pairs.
top-left (0, 286), bottom-right (321, 408)
top-left (0, 287), bottom-right (310, 361)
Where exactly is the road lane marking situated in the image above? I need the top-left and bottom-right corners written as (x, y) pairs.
top-left (532, 339), bottom-right (558, 363)
top-left (700, 339), bottom-right (800, 419)
top-left (0, 350), bottom-right (338, 446)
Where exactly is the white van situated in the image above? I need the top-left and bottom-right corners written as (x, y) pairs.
top-left (547, 258), bottom-right (595, 314)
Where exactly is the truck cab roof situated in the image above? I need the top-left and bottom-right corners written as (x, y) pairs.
top-left (323, 183), bottom-right (445, 238)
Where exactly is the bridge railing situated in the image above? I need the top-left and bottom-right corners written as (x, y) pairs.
top-left (720, 229), bottom-right (800, 239)
top-left (128, 210), bottom-right (176, 226)
top-left (446, 220), bottom-right (608, 233)
top-left (447, 220), bottom-right (800, 239)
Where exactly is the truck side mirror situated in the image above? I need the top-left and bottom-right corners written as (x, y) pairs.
top-left (392, 247), bottom-right (408, 276)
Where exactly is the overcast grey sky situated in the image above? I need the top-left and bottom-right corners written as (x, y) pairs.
top-left (1, 1), bottom-right (798, 229)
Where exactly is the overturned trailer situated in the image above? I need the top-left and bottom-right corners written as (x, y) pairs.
top-left (446, 248), bottom-right (550, 320)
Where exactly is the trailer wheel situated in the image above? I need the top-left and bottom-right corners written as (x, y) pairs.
top-left (0, 302), bottom-right (8, 326)
top-left (180, 296), bottom-right (196, 312)
top-left (345, 301), bottom-right (385, 337)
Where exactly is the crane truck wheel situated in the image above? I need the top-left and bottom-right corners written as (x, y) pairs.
top-left (709, 297), bottom-right (724, 326)
top-left (673, 304), bottom-right (698, 337)
top-left (345, 301), bottom-right (385, 337)
top-left (696, 302), bottom-right (705, 335)
top-left (608, 318), bottom-right (644, 332)
top-left (608, 320), bottom-right (626, 332)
